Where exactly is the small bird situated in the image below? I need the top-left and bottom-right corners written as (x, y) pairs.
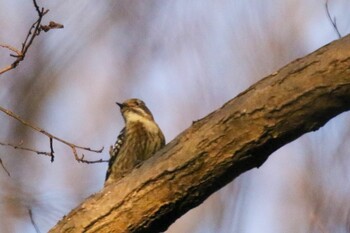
top-left (105, 98), bottom-right (165, 184)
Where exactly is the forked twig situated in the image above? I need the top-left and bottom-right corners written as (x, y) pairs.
top-left (0, 1), bottom-right (103, 167)
top-left (325, 0), bottom-right (342, 39)
top-left (0, 0), bottom-right (63, 75)
top-left (0, 105), bottom-right (106, 163)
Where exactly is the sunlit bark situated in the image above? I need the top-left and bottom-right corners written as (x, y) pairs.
top-left (50, 35), bottom-right (350, 233)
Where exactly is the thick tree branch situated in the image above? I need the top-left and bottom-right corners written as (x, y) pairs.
top-left (50, 35), bottom-right (350, 233)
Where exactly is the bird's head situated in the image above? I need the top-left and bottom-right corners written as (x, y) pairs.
top-left (117, 98), bottom-right (154, 122)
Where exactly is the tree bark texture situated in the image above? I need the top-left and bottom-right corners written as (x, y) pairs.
top-left (50, 35), bottom-right (350, 233)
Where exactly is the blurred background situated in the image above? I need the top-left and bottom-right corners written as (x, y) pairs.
top-left (0, 0), bottom-right (350, 232)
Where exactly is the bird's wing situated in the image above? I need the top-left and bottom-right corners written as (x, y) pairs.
top-left (106, 127), bottom-right (126, 180)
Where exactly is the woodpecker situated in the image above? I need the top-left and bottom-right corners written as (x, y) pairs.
top-left (105, 98), bottom-right (165, 184)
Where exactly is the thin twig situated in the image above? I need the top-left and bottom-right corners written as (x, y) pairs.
top-left (79, 154), bottom-right (109, 164)
top-left (0, 141), bottom-right (52, 157)
top-left (32, 0), bottom-right (41, 17)
top-left (0, 1), bottom-right (99, 163)
top-left (0, 0), bottom-right (63, 76)
top-left (0, 65), bottom-right (15, 75)
top-left (325, 0), bottom-right (342, 39)
top-left (20, 8), bottom-right (49, 55)
top-left (49, 137), bottom-right (54, 162)
top-left (28, 208), bottom-right (41, 233)
top-left (0, 105), bottom-right (105, 163)
top-left (0, 44), bottom-right (21, 55)
top-left (0, 157), bottom-right (10, 176)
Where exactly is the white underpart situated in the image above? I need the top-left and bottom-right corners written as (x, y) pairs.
top-left (124, 111), bottom-right (160, 133)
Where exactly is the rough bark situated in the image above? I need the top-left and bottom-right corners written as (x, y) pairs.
top-left (49, 35), bottom-right (350, 233)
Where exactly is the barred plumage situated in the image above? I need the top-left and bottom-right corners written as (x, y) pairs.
top-left (106, 127), bottom-right (125, 177)
top-left (105, 98), bottom-right (165, 184)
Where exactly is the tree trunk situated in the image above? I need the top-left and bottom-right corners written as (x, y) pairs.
top-left (49, 35), bottom-right (350, 233)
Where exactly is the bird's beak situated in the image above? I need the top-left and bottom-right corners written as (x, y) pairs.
top-left (116, 102), bottom-right (124, 108)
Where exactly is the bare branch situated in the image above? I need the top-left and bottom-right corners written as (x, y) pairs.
top-left (0, 105), bottom-right (105, 163)
top-left (49, 137), bottom-right (54, 162)
top-left (20, 8), bottom-right (49, 55)
top-left (0, 44), bottom-right (21, 56)
top-left (0, 0), bottom-right (63, 76)
top-left (325, 0), bottom-right (342, 39)
top-left (32, 0), bottom-right (42, 17)
top-left (79, 154), bottom-right (109, 164)
top-left (0, 140), bottom-right (53, 157)
top-left (28, 208), bottom-right (41, 233)
top-left (0, 0), bottom-right (100, 164)
top-left (0, 157), bottom-right (10, 177)
top-left (49, 34), bottom-right (350, 233)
